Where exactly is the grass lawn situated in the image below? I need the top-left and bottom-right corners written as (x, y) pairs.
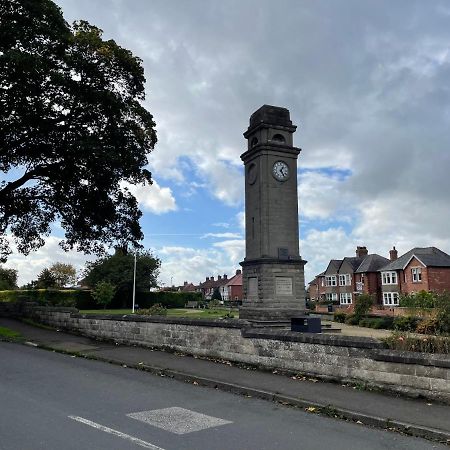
top-left (79, 308), bottom-right (239, 319)
top-left (0, 326), bottom-right (22, 340)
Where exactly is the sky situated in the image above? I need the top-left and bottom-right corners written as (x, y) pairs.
top-left (4, 0), bottom-right (450, 287)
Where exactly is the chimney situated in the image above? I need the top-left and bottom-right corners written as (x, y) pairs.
top-left (210, 276), bottom-right (214, 281)
top-left (223, 274), bottom-right (227, 280)
top-left (389, 246), bottom-right (398, 261)
top-left (218, 275), bottom-right (222, 280)
top-left (206, 277), bottom-right (209, 281)
top-left (356, 246), bottom-right (368, 258)
top-left (236, 269), bottom-right (241, 275)
top-left (184, 281), bottom-right (188, 286)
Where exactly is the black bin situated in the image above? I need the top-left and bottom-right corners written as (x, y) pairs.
top-left (291, 317), bottom-right (322, 333)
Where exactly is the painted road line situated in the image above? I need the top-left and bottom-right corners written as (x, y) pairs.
top-left (68, 415), bottom-right (165, 450)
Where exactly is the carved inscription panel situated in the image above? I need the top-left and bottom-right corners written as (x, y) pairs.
top-left (275, 277), bottom-right (293, 296)
top-left (248, 277), bottom-right (258, 298)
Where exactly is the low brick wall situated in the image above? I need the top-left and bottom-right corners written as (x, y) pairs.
top-left (8, 304), bottom-right (450, 403)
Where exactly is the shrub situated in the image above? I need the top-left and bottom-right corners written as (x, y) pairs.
top-left (393, 316), bottom-right (419, 332)
top-left (208, 299), bottom-right (221, 308)
top-left (416, 317), bottom-right (439, 335)
top-left (333, 312), bottom-right (347, 323)
top-left (137, 304), bottom-right (167, 316)
top-left (91, 282), bottom-right (115, 309)
top-left (383, 331), bottom-right (450, 354)
top-left (435, 291), bottom-right (450, 334)
top-left (345, 314), bottom-right (360, 325)
top-left (358, 317), bottom-right (394, 329)
top-left (353, 294), bottom-right (374, 321)
top-left (399, 291), bottom-right (436, 309)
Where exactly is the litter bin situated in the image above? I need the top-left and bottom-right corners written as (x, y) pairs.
top-left (327, 304), bottom-right (333, 313)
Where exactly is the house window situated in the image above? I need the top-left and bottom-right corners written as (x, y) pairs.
top-left (339, 293), bottom-right (352, 304)
top-left (325, 275), bottom-right (337, 286)
top-left (321, 278), bottom-right (324, 287)
top-left (326, 293), bottom-right (337, 302)
top-left (339, 274), bottom-right (351, 286)
top-left (382, 271), bottom-right (398, 285)
top-left (411, 267), bottom-right (422, 283)
top-left (383, 292), bottom-right (399, 306)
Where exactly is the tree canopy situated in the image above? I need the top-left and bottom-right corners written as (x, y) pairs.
top-left (0, 266), bottom-right (18, 289)
top-left (48, 262), bottom-right (76, 287)
top-left (0, 0), bottom-right (157, 262)
top-left (84, 248), bottom-right (160, 300)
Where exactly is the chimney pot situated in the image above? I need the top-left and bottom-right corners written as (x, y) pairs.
top-left (218, 275), bottom-right (222, 280)
top-left (206, 277), bottom-right (209, 281)
top-left (210, 276), bottom-right (214, 281)
top-left (224, 274), bottom-right (227, 279)
top-left (236, 269), bottom-right (242, 275)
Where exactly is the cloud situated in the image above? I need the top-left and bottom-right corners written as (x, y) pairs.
top-left (3, 236), bottom-right (96, 286)
top-left (202, 233), bottom-right (242, 239)
top-left (123, 180), bottom-right (177, 214)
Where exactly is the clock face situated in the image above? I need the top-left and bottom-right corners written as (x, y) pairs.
top-left (272, 161), bottom-right (289, 181)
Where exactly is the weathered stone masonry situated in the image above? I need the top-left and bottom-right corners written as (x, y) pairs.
top-left (3, 303), bottom-right (450, 403)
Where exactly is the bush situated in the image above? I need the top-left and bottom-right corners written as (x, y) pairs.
top-left (208, 299), bottom-right (221, 308)
top-left (383, 331), bottom-right (450, 354)
top-left (333, 312), bottom-right (347, 323)
top-left (393, 316), bottom-right (419, 332)
top-left (91, 282), bottom-right (115, 309)
top-left (137, 304), bottom-right (167, 316)
top-left (345, 314), bottom-right (360, 325)
top-left (359, 317), bottom-right (394, 330)
top-left (353, 294), bottom-right (374, 321)
top-left (416, 317), bottom-right (439, 335)
top-left (399, 291), bottom-right (436, 309)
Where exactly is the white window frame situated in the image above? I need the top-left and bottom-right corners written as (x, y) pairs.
top-left (383, 292), bottom-right (399, 306)
top-left (411, 267), bottom-right (422, 283)
top-left (382, 271), bottom-right (398, 285)
top-left (339, 292), bottom-right (352, 304)
top-left (339, 274), bottom-right (351, 286)
top-left (325, 275), bottom-right (337, 287)
top-left (326, 293), bottom-right (337, 302)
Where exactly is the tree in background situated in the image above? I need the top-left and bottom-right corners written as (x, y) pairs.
top-left (0, 266), bottom-right (18, 290)
top-left (0, 0), bottom-right (157, 262)
top-left (36, 268), bottom-right (57, 289)
top-left (91, 281), bottom-right (116, 309)
top-left (211, 287), bottom-right (222, 302)
top-left (84, 249), bottom-right (160, 307)
top-left (48, 262), bottom-right (76, 287)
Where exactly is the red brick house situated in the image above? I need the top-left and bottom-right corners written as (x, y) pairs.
top-left (225, 270), bottom-right (243, 302)
top-left (379, 247), bottom-right (450, 306)
top-left (311, 246), bottom-right (390, 306)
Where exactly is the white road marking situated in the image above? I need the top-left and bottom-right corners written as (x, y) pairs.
top-left (127, 407), bottom-right (233, 435)
top-left (68, 415), bottom-right (165, 450)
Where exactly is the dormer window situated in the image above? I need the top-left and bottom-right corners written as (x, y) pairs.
top-left (272, 133), bottom-right (285, 143)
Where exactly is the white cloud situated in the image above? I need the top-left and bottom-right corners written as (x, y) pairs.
top-left (202, 233), bottom-right (242, 239)
top-left (3, 236), bottom-right (96, 286)
top-left (123, 180), bottom-right (177, 214)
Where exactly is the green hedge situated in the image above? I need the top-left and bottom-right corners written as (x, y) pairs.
top-left (135, 291), bottom-right (202, 309)
top-left (0, 289), bottom-right (95, 309)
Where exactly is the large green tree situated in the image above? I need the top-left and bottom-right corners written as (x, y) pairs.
top-left (48, 262), bottom-right (76, 287)
top-left (0, 0), bottom-right (157, 262)
top-left (0, 266), bottom-right (18, 290)
top-left (84, 249), bottom-right (160, 306)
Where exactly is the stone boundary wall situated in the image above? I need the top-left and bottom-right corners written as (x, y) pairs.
top-left (3, 303), bottom-right (450, 403)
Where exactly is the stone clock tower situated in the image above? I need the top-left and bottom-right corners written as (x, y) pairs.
top-left (240, 105), bottom-right (306, 323)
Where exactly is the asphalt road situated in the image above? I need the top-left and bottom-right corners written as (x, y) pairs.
top-left (0, 342), bottom-right (446, 450)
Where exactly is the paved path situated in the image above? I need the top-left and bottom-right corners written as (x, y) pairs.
top-left (1, 317), bottom-right (449, 445)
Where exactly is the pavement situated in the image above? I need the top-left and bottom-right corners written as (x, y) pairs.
top-left (1, 317), bottom-right (450, 445)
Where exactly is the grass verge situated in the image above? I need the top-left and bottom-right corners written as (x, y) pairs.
top-left (0, 326), bottom-right (22, 341)
top-left (79, 308), bottom-right (239, 319)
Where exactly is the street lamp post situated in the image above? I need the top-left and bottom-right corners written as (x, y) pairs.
top-left (132, 250), bottom-right (137, 313)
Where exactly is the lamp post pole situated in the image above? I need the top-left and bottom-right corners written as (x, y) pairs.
top-left (132, 250), bottom-right (137, 313)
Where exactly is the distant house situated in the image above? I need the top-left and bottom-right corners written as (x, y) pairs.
top-left (178, 281), bottom-right (198, 293)
top-left (378, 247), bottom-right (450, 306)
top-left (225, 270), bottom-right (243, 302)
top-left (198, 274), bottom-right (229, 300)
